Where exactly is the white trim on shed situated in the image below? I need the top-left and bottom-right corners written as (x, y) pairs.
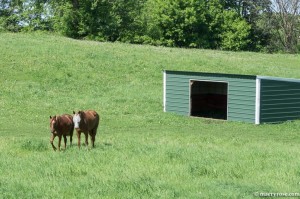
top-left (255, 78), bottom-right (261, 124)
top-left (163, 70), bottom-right (166, 112)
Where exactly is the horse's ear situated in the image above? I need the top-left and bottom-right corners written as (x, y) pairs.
top-left (50, 116), bottom-right (52, 119)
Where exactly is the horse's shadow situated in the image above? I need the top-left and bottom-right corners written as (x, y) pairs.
top-left (103, 142), bottom-right (112, 147)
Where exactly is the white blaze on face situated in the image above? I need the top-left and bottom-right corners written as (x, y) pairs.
top-left (73, 114), bottom-right (81, 129)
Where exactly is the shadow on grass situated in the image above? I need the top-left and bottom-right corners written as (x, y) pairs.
top-left (21, 139), bottom-right (48, 152)
top-left (103, 142), bottom-right (113, 147)
top-left (19, 139), bottom-right (113, 152)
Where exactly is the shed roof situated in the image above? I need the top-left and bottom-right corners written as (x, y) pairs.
top-left (257, 76), bottom-right (300, 83)
top-left (164, 70), bottom-right (256, 79)
top-left (164, 70), bottom-right (300, 83)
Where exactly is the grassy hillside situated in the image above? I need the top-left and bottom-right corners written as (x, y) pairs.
top-left (1, 32), bottom-right (300, 198)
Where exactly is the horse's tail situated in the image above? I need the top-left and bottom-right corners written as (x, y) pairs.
top-left (66, 114), bottom-right (74, 136)
top-left (90, 110), bottom-right (100, 128)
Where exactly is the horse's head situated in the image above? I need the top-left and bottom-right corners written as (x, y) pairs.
top-left (73, 111), bottom-right (83, 129)
top-left (49, 115), bottom-right (58, 133)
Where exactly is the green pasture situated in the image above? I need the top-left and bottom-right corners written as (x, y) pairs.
top-left (1, 32), bottom-right (300, 198)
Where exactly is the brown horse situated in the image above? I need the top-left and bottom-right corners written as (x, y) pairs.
top-left (49, 114), bottom-right (74, 151)
top-left (73, 110), bottom-right (100, 148)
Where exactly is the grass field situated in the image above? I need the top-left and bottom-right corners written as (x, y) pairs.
top-left (1, 32), bottom-right (300, 198)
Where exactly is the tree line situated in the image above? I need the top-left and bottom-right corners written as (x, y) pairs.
top-left (1, 0), bottom-right (299, 53)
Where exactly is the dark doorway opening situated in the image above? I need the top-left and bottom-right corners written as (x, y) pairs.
top-left (190, 80), bottom-right (228, 120)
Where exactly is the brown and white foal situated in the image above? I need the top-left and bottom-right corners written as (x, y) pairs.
top-left (73, 110), bottom-right (100, 148)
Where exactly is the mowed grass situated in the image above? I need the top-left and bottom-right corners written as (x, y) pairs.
top-left (1, 32), bottom-right (300, 198)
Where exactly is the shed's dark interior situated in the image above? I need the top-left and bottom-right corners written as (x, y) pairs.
top-left (190, 81), bottom-right (228, 119)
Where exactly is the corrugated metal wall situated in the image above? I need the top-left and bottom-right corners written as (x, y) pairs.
top-left (164, 71), bottom-right (257, 123)
top-left (260, 79), bottom-right (300, 123)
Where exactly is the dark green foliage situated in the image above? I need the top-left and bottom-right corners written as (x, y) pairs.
top-left (0, 0), bottom-right (298, 52)
top-left (147, 0), bottom-right (209, 48)
top-left (220, 10), bottom-right (251, 51)
top-left (134, 0), bottom-right (252, 50)
top-left (0, 0), bottom-right (53, 32)
top-left (49, 0), bottom-right (147, 41)
top-left (0, 0), bottom-right (23, 32)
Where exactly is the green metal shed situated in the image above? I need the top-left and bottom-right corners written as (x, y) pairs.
top-left (163, 70), bottom-right (300, 124)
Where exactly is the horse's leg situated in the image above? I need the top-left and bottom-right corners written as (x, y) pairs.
top-left (91, 134), bottom-right (95, 148)
top-left (84, 132), bottom-right (88, 147)
top-left (90, 129), bottom-right (96, 148)
top-left (58, 135), bottom-right (62, 151)
top-left (63, 135), bottom-right (67, 150)
top-left (50, 134), bottom-right (57, 151)
top-left (77, 131), bottom-right (81, 149)
top-left (70, 129), bottom-right (73, 147)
